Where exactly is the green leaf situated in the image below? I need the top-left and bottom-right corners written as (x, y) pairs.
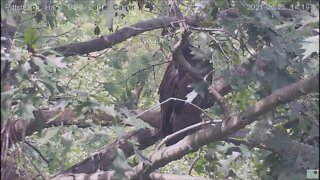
top-left (1, 88), bottom-right (18, 99)
top-left (23, 28), bottom-right (38, 46)
top-left (219, 151), bottom-right (241, 175)
top-left (300, 34), bottom-right (319, 60)
top-left (123, 117), bottom-right (152, 129)
top-left (21, 61), bottom-right (31, 73)
top-left (215, 0), bottom-right (229, 8)
top-left (46, 55), bottom-right (67, 69)
top-left (96, 104), bottom-right (117, 117)
top-left (297, 9), bottom-right (319, 29)
top-left (51, 97), bottom-right (71, 110)
top-left (61, 5), bottom-right (76, 21)
top-left (61, 131), bottom-right (73, 149)
top-left (41, 77), bottom-right (58, 95)
top-left (111, 148), bottom-right (132, 180)
top-left (37, 127), bottom-right (60, 145)
top-left (264, 68), bottom-right (295, 92)
top-left (35, 12), bottom-right (43, 23)
top-left (45, 14), bottom-right (57, 29)
top-left (33, 57), bottom-right (48, 74)
top-left (194, 164), bottom-right (204, 173)
top-left (111, 125), bottom-right (125, 137)
top-left (19, 101), bottom-right (36, 121)
top-left (105, 0), bottom-right (116, 31)
top-left (190, 81), bottom-right (207, 98)
top-left (134, 148), bottom-right (151, 165)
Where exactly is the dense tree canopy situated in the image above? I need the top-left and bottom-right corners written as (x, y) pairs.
top-left (1, 0), bottom-right (319, 179)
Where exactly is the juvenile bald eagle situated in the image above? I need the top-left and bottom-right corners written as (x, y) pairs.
top-left (159, 38), bottom-right (213, 146)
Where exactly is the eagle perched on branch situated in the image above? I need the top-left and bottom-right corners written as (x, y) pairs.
top-left (158, 34), bottom-right (213, 146)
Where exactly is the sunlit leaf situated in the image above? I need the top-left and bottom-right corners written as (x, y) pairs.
top-left (123, 117), bottom-right (152, 129)
top-left (189, 81), bottom-right (207, 98)
top-left (46, 55), bottom-right (67, 69)
top-left (110, 148), bottom-right (132, 180)
top-left (33, 57), bottom-right (48, 74)
top-left (61, 131), bottom-right (73, 148)
top-left (105, 0), bottom-right (116, 31)
top-left (19, 101), bottom-right (36, 121)
top-left (37, 127), bottom-right (60, 145)
top-left (300, 35), bottom-right (319, 60)
top-left (23, 28), bottom-right (38, 46)
top-left (134, 148), bottom-right (151, 165)
top-left (97, 104), bottom-right (117, 117)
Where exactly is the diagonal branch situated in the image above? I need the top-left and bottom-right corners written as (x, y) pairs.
top-left (129, 74), bottom-right (319, 179)
top-left (46, 16), bottom-right (203, 57)
top-left (56, 128), bottom-right (161, 175)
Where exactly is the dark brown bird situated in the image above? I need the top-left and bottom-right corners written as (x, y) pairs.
top-left (158, 38), bottom-right (213, 146)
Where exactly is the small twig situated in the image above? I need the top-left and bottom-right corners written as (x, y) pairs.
top-left (208, 34), bottom-right (231, 61)
top-left (188, 148), bottom-right (202, 175)
top-left (39, 26), bottom-right (77, 39)
top-left (209, 86), bottom-right (231, 129)
top-left (15, 26), bottom-right (78, 39)
top-left (136, 97), bottom-right (215, 126)
top-left (190, 26), bottom-right (257, 58)
top-left (18, 15), bottom-right (36, 24)
top-left (224, 138), bottom-right (272, 151)
top-left (29, 157), bottom-right (48, 180)
top-left (189, 26), bottom-right (227, 32)
top-left (174, 98), bottom-right (214, 120)
top-left (135, 98), bottom-right (171, 118)
top-left (66, 61), bottom-right (96, 88)
top-left (27, 78), bottom-right (47, 99)
top-left (156, 120), bottom-right (221, 150)
top-left (23, 144), bottom-right (48, 180)
top-left (87, 60), bottom-right (169, 94)
top-left (46, 110), bottom-right (64, 124)
top-left (118, 61), bottom-right (169, 84)
top-left (81, 48), bottom-right (110, 58)
top-left (209, 86), bottom-right (231, 119)
top-left (25, 141), bottom-right (50, 165)
top-left (126, 19), bottom-right (188, 31)
top-left (110, 40), bottom-right (133, 56)
top-left (67, 48), bottom-right (111, 88)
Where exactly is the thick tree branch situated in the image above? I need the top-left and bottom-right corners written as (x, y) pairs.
top-left (1, 77), bottom-right (231, 162)
top-left (129, 74), bottom-right (319, 179)
top-left (47, 16), bottom-right (203, 57)
top-left (1, 108), bottom-right (160, 149)
top-left (57, 128), bottom-right (160, 175)
top-left (246, 124), bottom-right (319, 166)
top-left (54, 171), bottom-right (211, 180)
